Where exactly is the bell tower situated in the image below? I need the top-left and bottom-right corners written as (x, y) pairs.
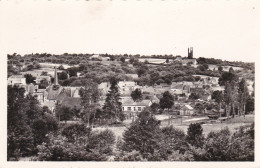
top-left (188, 47), bottom-right (193, 59)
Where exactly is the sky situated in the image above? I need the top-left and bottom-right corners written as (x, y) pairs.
top-left (0, 0), bottom-right (259, 62)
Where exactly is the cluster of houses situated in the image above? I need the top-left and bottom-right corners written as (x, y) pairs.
top-left (8, 64), bottom-right (228, 119)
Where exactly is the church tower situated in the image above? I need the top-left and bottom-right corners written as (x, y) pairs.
top-left (52, 66), bottom-right (60, 90)
top-left (188, 47), bottom-right (193, 59)
top-left (54, 66), bottom-right (59, 86)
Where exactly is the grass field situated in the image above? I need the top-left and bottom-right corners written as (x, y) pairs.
top-left (94, 114), bottom-right (254, 140)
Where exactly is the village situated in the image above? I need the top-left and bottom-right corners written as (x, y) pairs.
top-left (7, 48), bottom-right (255, 134)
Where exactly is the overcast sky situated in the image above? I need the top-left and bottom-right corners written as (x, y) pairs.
top-left (0, 0), bottom-right (259, 62)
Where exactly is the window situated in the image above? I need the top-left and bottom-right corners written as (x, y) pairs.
top-left (138, 107), bottom-right (142, 111)
top-left (127, 107), bottom-right (131, 111)
top-left (134, 107), bottom-right (136, 111)
top-left (122, 107), bottom-right (124, 111)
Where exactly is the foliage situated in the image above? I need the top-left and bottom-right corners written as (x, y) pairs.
top-left (62, 123), bottom-right (91, 142)
top-left (219, 72), bottom-right (238, 86)
top-left (186, 123), bottom-right (204, 148)
top-left (192, 125), bottom-right (254, 161)
top-left (37, 129), bottom-right (116, 161)
top-left (246, 96), bottom-right (254, 113)
top-left (24, 73), bottom-right (36, 84)
top-left (39, 79), bottom-right (49, 89)
top-left (122, 109), bottom-right (162, 159)
top-left (189, 93), bottom-right (200, 100)
top-left (102, 77), bottom-right (125, 123)
top-left (87, 129), bottom-right (116, 155)
top-left (159, 91), bottom-right (174, 110)
top-left (58, 71), bottom-right (68, 80)
top-left (131, 88), bottom-right (143, 102)
top-left (55, 105), bottom-right (74, 122)
top-left (79, 79), bottom-right (99, 126)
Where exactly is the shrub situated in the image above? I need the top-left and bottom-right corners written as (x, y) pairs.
top-left (87, 129), bottom-right (116, 155)
top-left (186, 123), bottom-right (204, 148)
top-left (192, 126), bottom-right (254, 161)
top-left (62, 123), bottom-right (91, 142)
top-left (37, 134), bottom-right (108, 161)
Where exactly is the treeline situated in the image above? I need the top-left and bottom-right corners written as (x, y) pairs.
top-left (197, 57), bottom-right (254, 70)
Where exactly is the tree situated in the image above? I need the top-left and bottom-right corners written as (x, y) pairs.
top-left (62, 123), bottom-right (91, 142)
top-left (102, 77), bottom-right (125, 124)
top-left (159, 91), bottom-right (174, 125)
top-left (122, 109), bottom-right (162, 160)
top-left (219, 71), bottom-right (239, 118)
top-left (238, 78), bottom-right (249, 116)
top-left (218, 66), bottom-right (223, 72)
top-left (120, 57), bottom-right (125, 63)
top-left (245, 97), bottom-right (254, 113)
top-left (211, 90), bottom-right (224, 116)
top-left (166, 58), bottom-right (169, 63)
top-left (55, 105), bottom-right (74, 122)
top-left (149, 71), bottom-right (160, 86)
top-left (79, 79), bottom-right (99, 127)
top-left (160, 126), bottom-right (189, 155)
top-left (198, 64), bottom-right (209, 71)
top-left (131, 88), bottom-right (143, 102)
top-left (24, 73), bottom-right (36, 84)
top-left (39, 79), bottom-right (49, 89)
top-left (136, 66), bottom-right (148, 77)
top-left (150, 103), bottom-right (159, 114)
top-left (186, 123), bottom-right (204, 148)
top-left (218, 72), bottom-right (238, 86)
top-left (58, 71), bottom-right (68, 80)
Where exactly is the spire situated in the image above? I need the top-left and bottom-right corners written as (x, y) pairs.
top-left (54, 66), bottom-right (58, 85)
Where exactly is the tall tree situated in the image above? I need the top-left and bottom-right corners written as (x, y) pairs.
top-left (238, 78), bottom-right (249, 116)
top-left (102, 77), bottom-right (125, 124)
top-left (122, 109), bottom-right (162, 159)
top-left (211, 90), bottom-right (224, 117)
top-left (159, 91), bottom-right (174, 125)
top-left (79, 79), bottom-right (99, 127)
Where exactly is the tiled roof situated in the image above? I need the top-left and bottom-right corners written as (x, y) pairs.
top-left (61, 97), bottom-right (81, 109)
top-left (122, 99), bottom-right (151, 106)
top-left (46, 85), bottom-right (63, 100)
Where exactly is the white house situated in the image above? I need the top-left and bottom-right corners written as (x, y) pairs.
top-left (8, 75), bottom-right (26, 86)
top-left (121, 99), bottom-right (152, 118)
top-left (180, 104), bottom-right (194, 116)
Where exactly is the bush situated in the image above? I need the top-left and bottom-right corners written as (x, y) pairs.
top-left (192, 125), bottom-right (254, 161)
top-left (37, 134), bottom-right (109, 161)
top-left (62, 123), bottom-right (91, 142)
top-left (161, 126), bottom-right (189, 154)
top-left (87, 129), bottom-right (116, 155)
top-left (186, 123), bottom-right (204, 148)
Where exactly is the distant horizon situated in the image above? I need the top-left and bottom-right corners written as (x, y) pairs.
top-left (7, 52), bottom-right (255, 64)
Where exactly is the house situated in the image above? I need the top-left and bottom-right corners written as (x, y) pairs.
top-left (118, 81), bottom-right (136, 96)
top-left (182, 58), bottom-right (197, 65)
top-left (125, 74), bottom-right (139, 80)
top-left (180, 104), bottom-right (194, 116)
top-left (121, 99), bottom-right (152, 118)
top-left (8, 75), bottom-right (26, 86)
top-left (89, 54), bottom-right (110, 61)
